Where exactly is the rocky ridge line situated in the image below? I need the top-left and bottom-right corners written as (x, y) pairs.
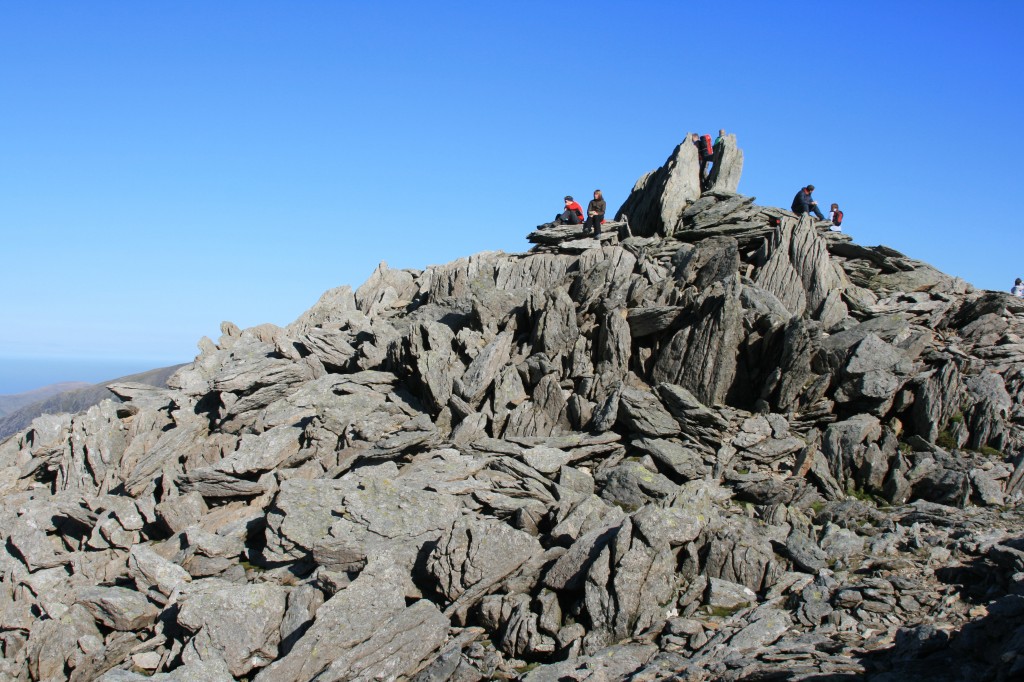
top-left (1, 134), bottom-right (1024, 681)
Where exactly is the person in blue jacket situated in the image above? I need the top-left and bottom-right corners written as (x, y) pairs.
top-left (791, 185), bottom-right (825, 220)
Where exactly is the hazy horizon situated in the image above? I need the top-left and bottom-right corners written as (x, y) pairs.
top-left (0, 356), bottom-right (186, 396)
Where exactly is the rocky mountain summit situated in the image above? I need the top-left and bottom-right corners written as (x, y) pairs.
top-left (2, 135), bottom-right (1024, 681)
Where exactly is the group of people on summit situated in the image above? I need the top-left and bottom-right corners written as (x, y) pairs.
top-left (792, 185), bottom-right (843, 229)
top-left (543, 190), bottom-right (607, 236)
top-left (539, 131), bottom-right (846, 237)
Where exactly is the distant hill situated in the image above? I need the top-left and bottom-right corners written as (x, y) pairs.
top-left (0, 382), bottom-right (91, 418)
top-left (0, 364), bottom-right (185, 440)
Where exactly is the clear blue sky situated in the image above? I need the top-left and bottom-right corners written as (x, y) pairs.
top-left (2, 2), bottom-right (1022, 393)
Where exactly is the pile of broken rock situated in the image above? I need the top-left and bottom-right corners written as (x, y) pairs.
top-left (2, 135), bottom-right (1024, 681)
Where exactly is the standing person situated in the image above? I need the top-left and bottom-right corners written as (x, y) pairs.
top-left (829, 203), bottom-right (844, 231)
top-left (714, 129), bottom-right (727, 148)
top-left (791, 185), bottom-right (825, 220)
top-left (1012, 278), bottom-right (1024, 297)
top-left (693, 133), bottom-right (714, 188)
top-left (584, 189), bottom-right (606, 237)
top-left (554, 195), bottom-right (584, 225)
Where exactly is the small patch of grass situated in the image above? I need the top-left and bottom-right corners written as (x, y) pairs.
top-left (846, 487), bottom-right (881, 506)
top-left (936, 430), bottom-right (957, 450)
top-left (948, 411), bottom-right (964, 424)
top-left (706, 603), bottom-right (749, 618)
top-left (978, 445), bottom-right (1005, 459)
top-left (810, 500), bottom-right (826, 515)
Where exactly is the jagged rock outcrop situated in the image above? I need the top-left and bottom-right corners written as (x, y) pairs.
top-left (1, 135), bottom-right (1023, 681)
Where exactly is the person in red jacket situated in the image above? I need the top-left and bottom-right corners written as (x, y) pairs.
top-left (554, 195), bottom-right (584, 225)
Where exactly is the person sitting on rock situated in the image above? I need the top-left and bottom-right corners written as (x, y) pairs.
top-left (791, 185), bottom-right (825, 221)
top-left (583, 189), bottom-right (606, 237)
top-left (554, 195), bottom-right (584, 226)
top-left (1012, 278), bottom-right (1024, 297)
top-left (829, 203), bottom-right (843, 231)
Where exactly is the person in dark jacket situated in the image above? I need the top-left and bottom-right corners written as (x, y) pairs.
top-left (584, 189), bottom-right (606, 237)
top-left (692, 133), bottom-right (714, 189)
top-left (791, 185), bottom-right (825, 220)
top-left (554, 195), bottom-right (584, 225)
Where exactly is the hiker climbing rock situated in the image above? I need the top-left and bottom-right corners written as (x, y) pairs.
top-left (584, 189), bottom-right (606, 237)
top-left (1012, 278), bottom-right (1024, 297)
top-left (791, 184), bottom-right (825, 221)
top-left (829, 203), bottom-right (844, 231)
top-left (707, 129), bottom-right (730, 189)
top-left (714, 129), bottom-right (727, 150)
top-left (693, 133), bottom-right (714, 190)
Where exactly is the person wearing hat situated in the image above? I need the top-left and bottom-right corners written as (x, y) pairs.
top-left (554, 195), bottom-right (584, 226)
top-left (583, 189), bottom-right (606, 237)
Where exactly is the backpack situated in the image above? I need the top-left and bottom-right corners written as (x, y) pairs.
top-left (699, 134), bottom-right (713, 158)
top-left (832, 210), bottom-right (844, 226)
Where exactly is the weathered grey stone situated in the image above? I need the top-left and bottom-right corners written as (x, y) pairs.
top-left (522, 643), bottom-right (658, 682)
top-left (354, 261), bottom-right (419, 316)
top-left (783, 527), bottom-right (828, 573)
top-left (970, 467), bottom-right (1005, 506)
top-left (698, 517), bottom-right (781, 591)
top-left (627, 306), bottom-right (684, 337)
top-left (673, 236), bottom-right (740, 290)
top-left (252, 560), bottom-right (407, 682)
top-left (615, 136), bottom-right (703, 237)
top-left (477, 592), bottom-right (556, 657)
top-left (98, 658), bottom-right (235, 681)
top-left (727, 606), bottom-right (790, 651)
top-left (532, 288), bottom-right (580, 359)
top-left (707, 133), bottom-right (744, 193)
top-left (129, 544), bottom-right (191, 597)
top-left (583, 515), bottom-right (678, 650)
top-left (455, 331), bottom-right (514, 405)
top-left (544, 515), bottom-right (625, 592)
top-left (754, 216), bottom-right (850, 328)
top-left (308, 474), bottom-right (460, 583)
top-left (651, 278), bottom-right (743, 406)
top-left (177, 580), bottom-right (287, 677)
top-left (76, 586), bottom-right (159, 631)
top-left (178, 467), bottom-right (267, 498)
top-left (279, 584), bottom-right (324, 654)
top-left (616, 387), bottom-right (679, 437)
top-left (705, 577), bottom-right (756, 610)
top-left (632, 437), bottom-right (707, 482)
top-left (821, 415), bottom-right (882, 487)
top-left (818, 523), bottom-right (865, 560)
top-left (428, 513), bottom-right (543, 610)
top-left (965, 371), bottom-right (1012, 450)
top-left (213, 424), bottom-right (304, 476)
top-left (596, 460), bottom-right (678, 510)
top-left (315, 599), bottom-right (449, 681)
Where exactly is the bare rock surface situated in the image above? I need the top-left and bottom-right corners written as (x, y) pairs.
top-left (2, 135), bottom-right (1023, 681)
